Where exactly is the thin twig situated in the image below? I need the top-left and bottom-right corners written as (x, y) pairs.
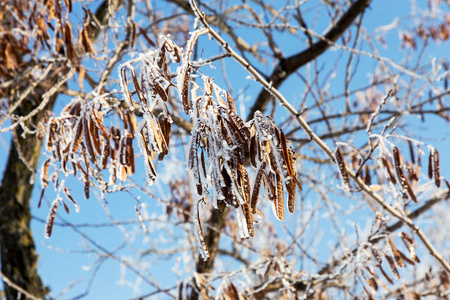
top-left (0, 271), bottom-right (43, 300)
top-left (189, 0), bottom-right (450, 274)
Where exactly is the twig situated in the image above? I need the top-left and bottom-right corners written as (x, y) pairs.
top-left (0, 271), bottom-right (43, 300)
top-left (0, 67), bottom-right (75, 134)
top-left (189, 0), bottom-right (450, 274)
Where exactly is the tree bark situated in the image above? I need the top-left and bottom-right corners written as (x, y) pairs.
top-left (0, 93), bottom-right (55, 299)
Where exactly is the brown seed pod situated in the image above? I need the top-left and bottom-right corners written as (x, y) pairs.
top-left (251, 162), bottom-right (266, 213)
top-left (275, 173), bottom-right (285, 221)
top-left (371, 247), bottom-right (383, 265)
top-left (286, 180), bottom-right (296, 214)
top-left (45, 200), bottom-right (59, 238)
top-left (41, 158), bottom-right (50, 188)
top-left (288, 147), bottom-right (302, 190)
top-left (47, 118), bottom-right (57, 151)
top-left (83, 115), bottom-right (96, 164)
top-left (125, 132), bottom-right (133, 168)
top-left (196, 201), bottom-right (210, 260)
top-left (101, 138), bottom-right (110, 170)
top-left (249, 133), bottom-right (257, 168)
top-left (157, 42), bottom-right (167, 68)
top-left (388, 236), bottom-right (405, 268)
top-left (70, 117), bottom-right (83, 154)
top-left (432, 148), bottom-right (441, 187)
top-left (382, 157), bottom-right (397, 184)
top-left (428, 150), bottom-right (433, 179)
top-left (392, 147), bottom-right (417, 202)
top-left (153, 81), bottom-right (168, 102)
top-left (63, 186), bottom-right (80, 212)
top-left (242, 202), bottom-right (254, 237)
top-left (181, 67), bottom-right (191, 114)
top-left (226, 92), bottom-right (237, 114)
top-left (384, 253), bottom-right (400, 279)
top-left (378, 264), bottom-right (393, 285)
top-left (335, 147), bottom-right (350, 189)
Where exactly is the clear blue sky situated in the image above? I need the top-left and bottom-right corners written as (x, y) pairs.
top-left (1, 0), bottom-right (449, 299)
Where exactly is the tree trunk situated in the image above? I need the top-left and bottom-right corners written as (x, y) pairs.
top-left (0, 96), bottom-right (54, 299)
top-left (190, 206), bottom-right (229, 300)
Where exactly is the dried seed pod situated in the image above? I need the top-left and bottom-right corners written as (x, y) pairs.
top-left (101, 138), bottom-right (110, 169)
top-left (432, 148), bottom-right (441, 187)
top-left (398, 250), bottom-right (415, 265)
top-left (371, 247), bottom-right (383, 265)
top-left (388, 236), bottom-right (405, 268)
top-left (157, 42), bottom-right (167, 68)
top-left (41, 158), bottom-right (51, 188)
top-left (401, 232), bottom-right (419, 263)
top-left (187, 131), bottom-right (199, 170)
top-left (368, 277), bottom-right (378, 292)
top-left (275, 173), bottom-right (285, 221)
top-left (181, 67), bottom-right (191, 114)
top-left (89, 118), bottom-right (101, 155)
top-left (392, 147), bottom-right (417, 202)
top-left (226, 92), bottom-right (237, 114)
top-left (45, 200), bottom-right (59, 238)
top-left (200, 148), bottom-right (207, 178)
top-left (408, 140), bottom-right (415, 164)
top-left (221, 166), bottom-right (235, 207)
top-left (63, 186), bottom-right (80, 212)
top-left (242, 202), bottom-right (254, 237)
top-left (382, 157), bottom-right (397, 184)
top-left (288, 147), bottom-right (302, 190)
top-left (335, 147), bottom-right (350, 189)
top-left (70, 117), bottom-right (83, 154)
top-left (428, 150), bottom-right (433, 179)
top-left (385, 253), bottom-right (400, 279)
top-left (120, 67), bottom-right (133, 107)
top-left (286, 180), bottom-right (296, 214)
top-left (47, 118), bottom-right (57, 151)
top-left (378, 264), bottom-right (393, 285)
top-left (154, 81), bottom-right (168, 102)
top-left (249, 133), bottom-right (257, 168)
top-left (195, 201), bottom-right (210, 261)
top-left (83, 115), bottom-right (96, 163)
top-left (251, 162), bottom-right (266, 213)
top-left (364, 165), bottom-right (372, 186)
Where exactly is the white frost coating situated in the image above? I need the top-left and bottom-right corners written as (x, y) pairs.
top-left (45, 199), bottom-right (59, 239)
top-left (236, 205), bottom-right (250, 238)
top-left (40, 158), bottom-right (50, 189)
top-left (118, 63), bottom-right (135, 110)
top-left (136, 124), bottom-right (156, 186)
top-left (193, 200), bottom-right (210, 261)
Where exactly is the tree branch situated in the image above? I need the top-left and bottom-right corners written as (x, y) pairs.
top-left (247, 0), bottom-right (372, 121)
top-left (190, 0), bottom-right (450, 275)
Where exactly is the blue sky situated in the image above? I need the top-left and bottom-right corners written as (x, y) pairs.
top-left (1, 0), bottom-right (449, 299)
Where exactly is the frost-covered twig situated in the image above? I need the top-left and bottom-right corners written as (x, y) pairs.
top-left (189, 0), bottom-right (450, 274)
